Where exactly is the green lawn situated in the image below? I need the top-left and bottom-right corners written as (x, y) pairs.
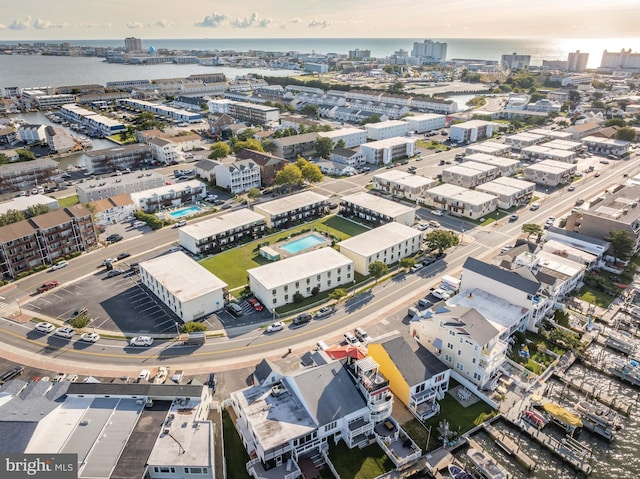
top-left (57, 194), bottom-right (79, 208)
top-left (328, 440), bottom-right (394, 479)
top-left (573, 286), bottom-right (615, 308)
top-left (200, 215), bottom-right (369, 290)
top-left (222, 410), bottom-right (252, 479)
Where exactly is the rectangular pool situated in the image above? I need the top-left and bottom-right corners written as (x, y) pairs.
top-left (168, 205), bottom-right (203, 219)
top-left (280, 234), bottom-right (326, 254)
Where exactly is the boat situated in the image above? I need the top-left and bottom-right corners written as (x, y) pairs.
top-left (153, 366), bottom-right (169, 384)
top-left (605, 330), bottom-right (635, 355)
top-left (523, 409), bottom-right (547, 428)
top-left (543, 403), bottom-right (583, 435)
top-left (448, 464), bottom-right (474, 479)
top-left (466, 447), bottom-right (510, 479)
top-left (611, 358), bottom-right (640, 386)
top-left (574, 400), bottom-right (620, 441)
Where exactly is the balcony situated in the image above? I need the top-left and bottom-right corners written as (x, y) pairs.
top-left (246, 457), bottom-right (301, 479)
top-left (374, 420), bottom-right (421, 468)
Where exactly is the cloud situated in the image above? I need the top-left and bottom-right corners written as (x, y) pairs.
top-left (308, 19), bottom-right (331, 28)
top-left (231, 12), bottom-right (258, 28)
top-left (154, 19), bottom-right (174, 28)
top-left (289, 18), bottom-right (302, 24)
top-left (33, 18), bottom-right (65, 30)
top-left (195, 13), bottom-right (228, 28)
top-left (9, 17), bottom-right (31, 30)
top-left (127, 21), bottom-right (145, 29)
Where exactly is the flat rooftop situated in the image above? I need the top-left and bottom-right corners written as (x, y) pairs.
top-left (0, 194), bottom-right (58, 216)
top-left (444, 161), bottom-right (498, 175)
top-left (528, 128), bottom-right (573, 139)
top-left (506, 132), bottom-right (545, 142)
top-left (525, 159), bottom-right (576, 172)
top-left (477, 177), bottom-right (535, 194)
top-left (318, 127), bottom-right (366, 139)
top-left (582, 135), bottom-right (630, 147)
top-left (341, 192), bottom-right (414, 217)
top-left (180, 208), bottom-right (264, 241)
top-left (464, 153), bottom-right (519, 167)
top-left (255, 191), bottom-right (329, 216)
top-left (453, 119), bottom-right (493, 129)
top-left (339, 222), bottom-right (421, 257)
top-left (363, 136), bottom-right (415, 148)
top-left (366, 120), bottom-right (409, 130)
top-left (543, 139), bottom-right (582, 150)
top-left (78, 171), bottom-right (164, 190)
top-left (130, 179), bottom-right (204, 199)
top-left (141, 252), bottom-right (227, 301)
top-left (407, 113), bottom-right (445, 122)
top-left (248, 248), bottom-right (353, 290)
top-left (448, 288), bottom-right (527, 334)
top-left (465, 144), bottom-right (510, 154)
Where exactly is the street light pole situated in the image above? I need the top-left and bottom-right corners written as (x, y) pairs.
top-left (174, 321), bottom-right (180, 339)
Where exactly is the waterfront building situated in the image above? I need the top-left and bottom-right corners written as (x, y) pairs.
top-left (411, 40), bottom-right (448, 63)
top-left (0, 158), bottom-right (59, 193)
top-left (0, 125), bottom-right (17, 145)
top-left (0, 204), bottom-right (96, 280)
top-left (207, 99), bottom-right (279, 125)
top-left (124, 36), bottom-right (142, 52)
top-left (58, 104), bottom-right (126, 137)
top-left (253, 191), bottom-right (329, 229)
top-left (130, 180), bottom-right (206, 213)
top-left (372, 170), bottom-right (435, 201)
top-left (75, 171), bottom-right (165, 203)
top-left (17, 124), bottom-right (46, 144)
top-left (140, 252), bottom-right (226, 322)
top-left (600, 49), bottom-right (640, 70)
top-left (340, 191), bottom-right (415, 226)
top-left (44, 125), bottom-right (76, 154)
top-left (118, 99), bottom-right (202, 123)
top-left (423, 184), bottom-right (498, 219)
top-left (149, 135), bottom-right (202, 164)
top-left (501, 52), bottom-right (531, 70)
top-left (476, 177), bottom-right (535, 209)
top-left (338, 222), bottom-right (422, 275)
top-left (567, 51), bottom-right (589, 72)
top-left (349, 49), bottom-right (371, 60)
top-left (248, 248), bottom-right (353, 311)
top-left (524, 160), bottom-right (577, 186)
top-left (83, 144), bottom-right (152, 174)
top-left (214, 159), bottom-right (261, 194)
top-left (179, 209), bottom-right (266, 255)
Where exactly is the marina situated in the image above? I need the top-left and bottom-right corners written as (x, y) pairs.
top-left (466, 446), bottom-right (510, 479)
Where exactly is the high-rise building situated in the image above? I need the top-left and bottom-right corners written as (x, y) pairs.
top-left (348, 49), bottom-right (371, 60)
top-left (501, 52), bottom-right (531, 70)
top-left (124, 37), bottom-right (142, 53)
top-left (600, 49), bottom-right (640, 69)
top-left (567, 50), bottom-right (589, 72)
top-left (411, 40), bottom-right (447, 63)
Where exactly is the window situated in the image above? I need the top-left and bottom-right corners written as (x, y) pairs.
top-left (447, 342), bottom-right (453, 349)
top-left (295, 281), bottom-right (299, 288)
top-left (472, 358), bottom-right (476, 364)
top-left (272, 290), bottom-right (276, 296)
top-left (284, 294), bottom-right (288, 301)
top-left (284, 285), bottom-right (288, 292)
top-left (456, 362), bottom-right (464, 372)
top-left (325, 420), bottom-right (337, 432)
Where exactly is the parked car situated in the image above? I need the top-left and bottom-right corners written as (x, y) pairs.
top-left (410, 263), bottom-right (424, 273)
top-left (102, 258), bottom-right (116, 266)
top-left (567, 185), bottom-right (576, 192)
top-left (116, 252), bottom-right (131, 261)
top-left (344, 332), bottom-right (359, 346)
top-left (431, 288), bottom-right (451, 300)
top-left (130, 336), bottom-right (153, 347)
top-left (529, 202), bottom-right (540, 211)
top-left (509, 214), bottom-right (519, 222)
top-left (208, 372), bottom-right (217, 391)
top-left (51, 260), bottom-right (69, 271)
top-left (173, 220), bottom-right (187, 228)
top-left (431, 209), bottom-right (444, 216)
top-left (36, 281), bottom-right (59, 293)
top-left (0, 366), bottom-right (24, 382)
top-left (136, 369), bottom-right (151, 383)
top-left (265, 321), bottom-right (285, 333)
top-left (293, 313), bottom-right (312, 325)
top-left (354, 327), bottom-right (370, 343)
top-left (80, 332), bottom-right (100, 343)
top-left (417, 223), bottom-right (429, 231)
top-left (314, 306), bottom-right (335, 319)
top-left (247, 298), bottom-right (264, 312)
top-left (226, 303), bottom-right (244, 317)
top-left (107, 233), bottom-right (123, 243)
top-left (418, 298), bottom-right (432, 308)
top-left (34, 322), bottom-right (55, 333)
top-left (54, 326), bottom-right (74, 339)
top-left (105, 269), bottom-right (124, 278)
top-left (132, 220), bottom-right (146, 228)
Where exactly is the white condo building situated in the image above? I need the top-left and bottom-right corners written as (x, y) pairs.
top-left (360, 137), bottom-right (416, 165)
top-left (404, 114), bottom-right (446, 134)
top-left (365, 120), bottom-right (410, 141)
top-left (214, 160), bottom-right (261, 194)
top-left (317, 128), bottom-right (368, 149)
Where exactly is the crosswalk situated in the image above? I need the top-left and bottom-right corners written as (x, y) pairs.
top-left (0, 300), bottom-right (8, 309)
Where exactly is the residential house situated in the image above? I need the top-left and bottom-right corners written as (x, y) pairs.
top-left (17, 124), bottom-right (46, 144)
top-left (372, 170), bottom-right (435, 202)
top-left (193, 158), bottom-right (220, 182)
top-left (214, 160), bottom-right (261, 194)
top-left (272, 133), bottom-right (320, 161)
top-left (330, 148), bottom-right (366, 168)
top-left (87, 194), bottom-right (135, 226)
top-left (236, 149), bottom-right (287, 187)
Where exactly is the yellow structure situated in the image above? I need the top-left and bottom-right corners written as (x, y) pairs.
top-left (368, 342), bottom-right (411, 406)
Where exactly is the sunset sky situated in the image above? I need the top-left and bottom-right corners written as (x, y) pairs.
top-left (1, 0), bottom-right (638, 40)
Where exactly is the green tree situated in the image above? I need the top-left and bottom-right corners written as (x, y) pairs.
top-left (568, 90), bottom-right (581, 103)
top-left (368, 261), bottom-right (389, 283)
top-left (360, 114), bottom-right (382, 125)
top-left (335, 139), bottom-right (346, 149)
top-left (119, 125), bottom-right (136, 142)
top-left (181, 321), bottom-right (207, 333)
top-left (25, 204), bottom-right (51, 218)
top-left (275, 164), bottom-right (303, 192)
top-left (232, 139), bottom-right (263, 154)
top-left (69, 314), bottom-right (90, 329)
top-left (604, 118), bottom-right (626, 127)
top-left (314, 137), bottom-right (334, 159)
top-left (236, 128), bottom-right (257, 142)
top-left (0, 153), bottom-right (9, 165)
top-left (199, 101), bottom-right (209, 111)
top-left (522, 223), bottom-right (543, 240)
top-left (388, 81), bottom-right (404, 94)
top-left (0, 209), bottom-right (27, 226)
top-left (16, 149), bottom-right (36, 161)
top-left (400, 257), bottom-right (416, 270)
top-left (261, 139), bottom-right (277, 153)
top-left (605, 230), bottom-right (634, 261)
top-left (300, 163), bottom-right (324, 183)
top-left (615, 127), bottom-right (637, 142)
top-left (292, 292), bottom-right (305, 303)
top-left (208, 142), bottom-right (231, 160)
top-left (247, 187), bottom-right (262, 200)
top-left (328, 288), bottom-right (347, 301)
top-left (301, 104), bottom-right (319, 118)
top-left (424, 230), bottom-right (459, 254)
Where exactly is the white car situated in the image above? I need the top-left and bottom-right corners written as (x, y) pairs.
top-left (431, 209), bottom-right (445, 216)
top-left (51, 260), bottom-right (69, 271)
top-left (34, 322), bottom-right (55, 333)
top-left (431, 288), bottom-right (451, 300)
top-left (417, 223), bottom-right (429, 231)
top-left (80, 332), bottom-right (100, 343)
top-left (173, 220), bottom-right (187, 228)
top-left (344, 332), bottom-right (360, 346)
top-left (130, 336), bottom-right (153, 347)
top-left (265, 321), bottom-right (285, 333)
top-left (54, 326), bottom-right (74, 339)
top-left (137, 369), bottom-right (151, 382)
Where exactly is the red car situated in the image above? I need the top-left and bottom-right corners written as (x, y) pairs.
top-left (248, 298), bottom-right (264, 312)
top-left (36, 281), bottom-right (59, 293)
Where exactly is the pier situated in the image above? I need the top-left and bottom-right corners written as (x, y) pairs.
top-left (482, 424), bottom-right (536, 472)
top-left (551, 372), bottom-right (633, 416)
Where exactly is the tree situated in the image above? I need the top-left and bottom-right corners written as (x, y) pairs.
top-left (368, 261), bottom-right (389, 283)
top-left (181, 321), bottom-right (207, 333)
top-left (232, 139), bottom-right (263, 154)
top-left (247, 187), bottom-right (262, 200)
top-left (522, 223), bottom-right (543, 240)
top-left (400, 257), bottom-right (416, 270)
top-left (424, 230), bottom-right (459, 254)
top-left (0, 153), bottom-right (9, 165)
top-left (615, 127), bottom-right (637, 142)
top-left (360, 114), bottom-right (382, 125)
top-left (236, 128), bottom-right (257, 142)
top-left (314, 137), bottom-right (334, 159)
top-left (328, 288), bottom-right (347, 301)
top-left (604, 118), bottom-right (626, 127)
top-left (301, 104), bottom-right (319, 118)
top-left (208, 142), bottom-right (231, 160)
top-left (275, 164), bottom-right (303, 192)
top-left (25, 204), bottom-right (51, 218)
top-left (605, 230), bottom-right (634, 261)
top-left (0, 209), bottom-right (27, 226)
top-left (301, 163), bottom-right (324, 184)
top-left (568, 90), bottom-right (581, 103)
top-left (261, 139), bottom-right (277, 153)
top-left (388, 81), bottom-right (404, 94)
top-left (335, 139), bottom-right (346, 149)
top-left (292, 292), bottom-right (305, 303)
top-left (16, 149), bottom-right (36, 161)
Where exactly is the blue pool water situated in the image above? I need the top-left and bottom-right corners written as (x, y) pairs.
top-left (280, 234), bottom-right (325, 254)
top-left (168, 205), bottom-right (203, 218)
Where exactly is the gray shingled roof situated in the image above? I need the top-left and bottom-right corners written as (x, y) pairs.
top-left (463, 257), bottom-right (540, 295)
top-left (376, 336), bottom-right (448, 386)
top-left (547, 226), bottom-right (610, 247)
top-left (254, 359), bottom-right (280, 385)
top-left (66, 383), bottom-right (204, 397)
top-left (436, 307), bottom-right (500, 347)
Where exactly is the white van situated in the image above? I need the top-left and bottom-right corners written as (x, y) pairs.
top-left (432, 288), bottom-right (451, 300)
top-left (316, 340), bottom-right (329, 351)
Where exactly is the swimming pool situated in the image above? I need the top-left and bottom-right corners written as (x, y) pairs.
top-left (280, 234), bottom-right (326, 254)
top-left (168, 205), bottom-right (203, 219)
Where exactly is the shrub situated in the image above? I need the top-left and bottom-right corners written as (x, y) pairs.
top-left (181, 321), bottom-right (207, 333)
top-left (311, 286), bottom-right (320, 296)
top-left (69, 314), bottom-right (90, 329)
top-left (292, 292), bottom-right (305, 303)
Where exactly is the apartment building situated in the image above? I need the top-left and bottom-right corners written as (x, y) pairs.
top-left (179, 209), bottom-right (266, 255)
top-left (59, 104), bottom-right (126, 137)
top-left (44, 125), bottom-right (76, 154)
top-left (75, 171), bottom-right (165, 203)
top-left (450, 120), bottom-right (494, 143)
top-left (87, 194), bottom-right (135, 226)
top-left (317, 127), bottom-right (368, 148)
top-left (504, 132), bottom-right (546, 150)
top-left (214, 160), bottom-right (261, 194)
top-left (0, 205), bottom-right (96, 280)
top-left (524, 160), bottom-right (577, 186)
top-left (0, 126), bottom-right (17, 145)
top-left (248, 248), bottom-right (353, 311)
top-left (140, 252), bottom-right (226, 322)
top-left (360, 137), bottom-right (416, 165)
top-left (476, 177), bottom-right (535, 209)
top-left (521, 145), bottom-right (577, 163)
top-left (372, 170), bottom-right (435, 201)
top-left (410, 97), bottom-right (457, 114)
top-left (207, 99), bottom-right (279, 125)
top-left (272, 132), bottom-right (320, 160)
top-left (581, 136), bottom-right (631, 157)
top-left (17, 124), bottom-right (46, 144)
top-left (118, 99), bottom-right (203, 123)
top-left (149, 135), bottom-right (202, 164)
top-left (235, 149), bottom-right (287, 186)
top-left (0, 158), bottom-right (59, 193)
top-left (404, 113), bottom-right (446, 134)
top-left (462, 153), bottom-right (520, 177)
top-left (464, 141), bottom-right (511, 157)
top-left (83, 144), bottom-right (152, 174)
top-left (338, 222), bottom-right (422, 275)
top-left (253, 191), bottom-right (329, 229)
top-left (130, 180), bottom-right (206, 213)
top-left (0, 194), bottom-right (58, 217)
top-left (501, 52), bottom-right (531, 69)
top-left (329, 148), bottom-right (366, 168)
top-left (423, 184), bottom-right (498, 219)
top-left (441, 161), bottom-right (499, 189)
top-left (365, 120), bottom-right (410, 141)
top-left (340, 192), bottom-right (415, 226)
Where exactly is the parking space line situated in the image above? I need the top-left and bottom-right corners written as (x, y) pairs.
top-left (137, 304), bottom-right (161, 314)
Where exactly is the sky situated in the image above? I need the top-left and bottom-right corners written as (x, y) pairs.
top-left (1, 0), bottom-right (639, 41)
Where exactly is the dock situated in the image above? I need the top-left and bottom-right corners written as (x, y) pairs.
top-left (482, 424), bottom-right (536, 472)
top-left (552, 372), bottom-right (633, 416)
